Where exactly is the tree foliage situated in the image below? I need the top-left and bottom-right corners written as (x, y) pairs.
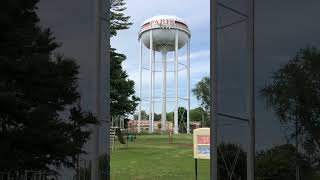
top-left (110, 48), bottom-right (138, 116)
top-left (192, 76), bottom-right (210, 112)
top-left (166, 112), bottom-right (174, 122)
top-left (110, 0), bottom-right (132, 37)
top-left (192, 76), bottom-right (211, 126)
top-left (256, 144), bottom-right (316, 180)
top-left (110, 0), bottom-right (138, 117)
top-left (261, 46), bottom-right (320, 172)
top-left (0, 0), bottom-right (97, 171)
top-left (133, 110), bottom-right (149, 120)
top-left (133, 111), bottom-right (162, 121)
top-left (190, 107), bottom-right (209, 127)
top-left (190, 107), bottom-right (205, 121)
top-left (178, 107), bottom-right (187, 133)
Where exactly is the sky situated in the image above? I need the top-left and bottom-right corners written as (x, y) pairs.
top-left (37, 0), bottom-right (320, 151)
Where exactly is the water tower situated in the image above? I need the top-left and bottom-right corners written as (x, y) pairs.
top-left (137, 15), bottom-right (191, 134)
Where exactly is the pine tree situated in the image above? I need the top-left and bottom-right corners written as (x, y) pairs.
top-left (0, 0), bottom-right (97, 172)
top-left (110, 0), bottom-right (132, 37)
top-left (110, 0), bottom-right (138, 117)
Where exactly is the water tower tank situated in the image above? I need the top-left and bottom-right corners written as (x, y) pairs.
top-left (139, 15), bottom-right (191, 52)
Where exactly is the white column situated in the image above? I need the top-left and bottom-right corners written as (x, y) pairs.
top-left (161, 51), bottom-right (167, 132)
top-left (246, 0), bottom-right (255, 179)
top-left (151, 50), bottom-right (155, 133)
top-left (174, 30), bottom-right (179, 134)
top-left (149, 30), bottom-right (153, 133)
top-left (187, 38), bottom-right (190, 134)
top-left (138, 38), bottom-right (142, 133)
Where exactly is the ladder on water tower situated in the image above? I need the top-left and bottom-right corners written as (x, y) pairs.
top-left (110, 128), bottom-right (116, 152)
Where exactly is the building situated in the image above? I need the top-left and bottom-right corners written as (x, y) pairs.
top-left (128, 120), bottom-right (173, 132)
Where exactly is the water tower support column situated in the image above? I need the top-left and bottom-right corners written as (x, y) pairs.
top-left (151, 50), bottom-right (155, 133)
top-left (138, 39), bottom-right (142, 133)
top-left (174, 30), bottom-right (179, 134)
top-left (187, 38), bottom-right (190, 134)
top-left (149, 30), bottom-right (153, 133)
top-left (161, 51), bottom-right (167, 133)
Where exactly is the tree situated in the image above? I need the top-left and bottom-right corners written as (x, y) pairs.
top-left (261, 46), bottom-right (320, 173)
top-left (133, 110), bottom-right (149, 120)
top-left (178, 107), bottom-right (187, 133)
top-left (256, 144), bottom-right (315, 180)
top-left (0, 0), bottom-right (97, 171)
top-left (192, 76), bottom-right (210, 111)
top-left (110, 0), bottom-right (132, 37)
top-left (161, 107), bottom-right (188, 132)
top-left (166, 112), bottom-right (174, 122)
top-left (192, 76), bottom-right (210, 126)
top-left (190, 107), bottom-right (204, 121)
top-left (110, 0), bottom-right (138, 117)
top-left (154, 113), bottom-right (161, 121)
top-left (133, 111), bottom-right (162, 121)
top-left (190, 107), bottom-right (209, 127)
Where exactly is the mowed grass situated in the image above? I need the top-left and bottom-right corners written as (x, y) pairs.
top-left (110, 134), bottom-right (209, 180)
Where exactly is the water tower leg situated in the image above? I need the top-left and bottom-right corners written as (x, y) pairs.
top-left (161, 51), bottom-right (167, 133)
top-left (174, 30), bottom-right (179, 134)
top-left (149, 30), bottom-right (153, 134)
top-left (138, 39), bottom-right (142, 133)
top-left (187, 39), bottom-right (190, 134)
top-left (151, 50), bottom-right (155, 133)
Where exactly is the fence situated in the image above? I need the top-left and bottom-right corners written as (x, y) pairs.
top-left (73, 160), bottom-right (92, 180)
top-left (0, 160), bottom-right (93, 180)
top-left (0, 170), bottom-right (58, 180)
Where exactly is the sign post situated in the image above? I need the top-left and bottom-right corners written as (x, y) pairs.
top-left (193, 128), bottom-right (210, 179)
top-left (195, 158), bottom-right (198, 180)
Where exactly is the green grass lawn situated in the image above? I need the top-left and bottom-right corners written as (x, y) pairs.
top-left (110, 134), bottom-right (210, 180)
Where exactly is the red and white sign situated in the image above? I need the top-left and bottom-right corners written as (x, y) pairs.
top-left (197, 135), bottom-right (210, 144)
top-left (193, 128), bottom-right (210, 159)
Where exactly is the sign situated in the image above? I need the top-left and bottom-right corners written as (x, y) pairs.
top-left (193, 128), bottom-right (210, 159)
top-left (197, 135), bottom-right (210, 144)
top-left (150, 19), bottom-right (176, 29)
